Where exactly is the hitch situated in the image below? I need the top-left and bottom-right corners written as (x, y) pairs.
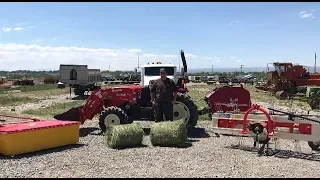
top-left (198, 107), bottom-right (212, 116)
top-left (195, 97), bottom-right (212, 116)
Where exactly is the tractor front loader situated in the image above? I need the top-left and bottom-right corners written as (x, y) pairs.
top-left (54, 50), bottom-right (199, 133)
top-left (53, 50), bottom-right (253, 133)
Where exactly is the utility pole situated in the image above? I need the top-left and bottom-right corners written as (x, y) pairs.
top-left (138, 52), bottom-right (140, 69)
top-left (240, 65), bottom-right (244, 73)
top-left (315, 52), bottom-right (317, 73)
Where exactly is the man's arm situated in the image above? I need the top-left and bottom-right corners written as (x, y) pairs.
top-left (150, 81), bottom-right (156, 102)
top-left (171, 80), bottom-right (178, 102)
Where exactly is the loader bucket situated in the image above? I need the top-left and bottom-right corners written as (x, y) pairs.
top-left (53, 106), bottom-right (82, 121)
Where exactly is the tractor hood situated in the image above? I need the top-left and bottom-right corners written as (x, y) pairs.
top-left (143, 76), bottom-right (175, 86)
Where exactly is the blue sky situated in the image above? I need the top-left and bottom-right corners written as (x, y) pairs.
top-left (0, 2), bottom-right (319, 71)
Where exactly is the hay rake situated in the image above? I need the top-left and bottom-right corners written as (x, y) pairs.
top-left (211, 104), bottom-right (320, 156)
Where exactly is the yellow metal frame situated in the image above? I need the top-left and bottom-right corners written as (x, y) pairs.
top-left (0, 123), bottom-right (80, 156)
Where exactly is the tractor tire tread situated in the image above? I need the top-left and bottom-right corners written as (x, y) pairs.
top-left (98, 106), bottom-right (128, 133)
top-left (308, 141), bottom-right (320, 151)
top-left (176, 92), bottom-right (198, 127)
top-left (308, 95), bottom-right (320, 110)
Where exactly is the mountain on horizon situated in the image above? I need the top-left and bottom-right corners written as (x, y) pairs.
top-left (3, 66), bottom-right (320, 73)
top-left (188, 66), bottom-right (320, 73)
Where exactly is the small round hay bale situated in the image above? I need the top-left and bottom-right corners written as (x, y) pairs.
top-left (150, 119), bottom-right (187, 147)
top-left (106, 123), bottom-right (144, 149)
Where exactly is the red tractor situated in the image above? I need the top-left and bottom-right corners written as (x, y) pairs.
top-left (54, 50), bottom-right (253, 133)
top-left (54, 50), bottom-right (199, 132)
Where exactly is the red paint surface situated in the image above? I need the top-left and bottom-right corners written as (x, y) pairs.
top-left (217, 113), bottom-right (312, 135)
top-left (0, 120), bottom-right (79, 134)
top-left (207, 86), bottom-right (252, 113)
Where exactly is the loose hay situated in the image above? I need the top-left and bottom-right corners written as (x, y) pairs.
top-left (106, 123), bottom-right (144, 149)
top-left (150, 119), bottom-right (187, 147)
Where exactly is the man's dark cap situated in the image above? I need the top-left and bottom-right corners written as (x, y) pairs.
top-left (160, 68), bottom-right (167, 73)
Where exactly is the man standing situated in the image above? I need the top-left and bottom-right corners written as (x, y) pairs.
top-left (150, 68), bottom-right (178, 122)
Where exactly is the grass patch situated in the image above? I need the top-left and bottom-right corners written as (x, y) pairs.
top-left (23, 88), bottom-right (70, 97)
top-left (0, 85), bottom-right (70, 98)
top-left (22, 101), bottom-right (85, 117)
top-left (0, 95), bottom-right (39, 106)
top-left (187, 84), bottom-right (216, 121)
top-left (18, 84), bottom-right (58, 92)
top-left (0, 84), bottom-right (58, 94)
top-left (244, 85), bottom-right (312, 111)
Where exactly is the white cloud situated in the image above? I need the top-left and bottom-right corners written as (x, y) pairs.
top-left (1, 23), bottom-right (31, 32)
top-left (0, 51), bottom-right (11, 55)
top-left (16, 22), bottom-right (29, 26)
top-left (229, 20), bottom-right (239, 26)
top-left (204, 56), bottom-right (221, 64)
top-left (228, 56), bottom-right (242, 64)
top-left (13, 27), bottom-right (23, 31)
top-left (299, 10), bottom-right (315, 19)
top-left (236, 59), bottom-right (242, 64)
top-left (185, 53), bottom-right (196, 58)
top-left (127, 49), bottom-right (142, 53)
top-left (2, 27), bottom-right (12, 32)
top-left (0, 43), bottom-right (201, 71)
top-left (32, 39), bottom-right (45, 43)
top-left (215, 57), bottom-right (221, 63)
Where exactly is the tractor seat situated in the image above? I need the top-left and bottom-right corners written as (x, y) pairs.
top-left (140, 86), bottom-right (152, 107)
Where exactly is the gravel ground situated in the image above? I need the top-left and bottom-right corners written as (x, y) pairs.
top-left (2, 85), bottom-right (320, 178)
top-left (1, 120), bottom-right (320, 178)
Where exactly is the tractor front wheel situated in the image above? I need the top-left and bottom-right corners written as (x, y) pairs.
top-left (99, 106), bottom-right (129, 133)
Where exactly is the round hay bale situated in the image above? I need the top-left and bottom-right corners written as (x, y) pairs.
top-left (150, 119), bottom-right (187, 147)
top-left (106, 123), bottom-right (144, 149)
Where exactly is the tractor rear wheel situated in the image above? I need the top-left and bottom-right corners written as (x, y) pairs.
top-left (99, 106), bottom-right (129, 133)
top-left (308, 95), bottom-right (320, 110)
top-left (173, 93), bottom-right (198, 128)
top-left (308, 141), bottom-right (320, 150)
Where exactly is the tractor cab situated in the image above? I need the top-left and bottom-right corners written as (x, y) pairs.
top-left (139, 50), bottom-right (189, 108)
top-left (273, 62), bottom-right (293, 74)
top-left (272, 62), bottom-right (307, 80)
top-left (140, 62), bottom-right (178, 87)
